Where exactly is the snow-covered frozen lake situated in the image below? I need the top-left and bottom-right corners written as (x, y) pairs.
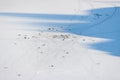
top-left (0, 0), bottom-right (120, 80)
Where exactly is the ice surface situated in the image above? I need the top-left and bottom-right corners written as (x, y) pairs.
top-left (0, 0), bottom-right (120, 80)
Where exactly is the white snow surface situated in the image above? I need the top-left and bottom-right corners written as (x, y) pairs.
top-left (0, 0), bottom-right (120, 80)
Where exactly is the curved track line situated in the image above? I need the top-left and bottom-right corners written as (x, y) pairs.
top-left (81, 6), bottom-right (119, 34)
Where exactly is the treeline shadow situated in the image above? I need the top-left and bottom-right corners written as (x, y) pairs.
top-left (0, 7), bottom-right (120, 56)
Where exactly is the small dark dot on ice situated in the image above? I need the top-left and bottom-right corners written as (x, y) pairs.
top-left (48, 28), bottom-right (51, 30)
top-left (24, 37), bottom-right (27, 39)
top-left (62, 39), bottom-right (65, 41)
top-left (4, 67), bottom-right (8, 69)
top-left (50, 65), bottom-right (54, 67)
top-left (68, 29), bottom-right (71, 31)
top-left (42, 44), bottom-right (46, 46)
top-left (32, 36), bottom-right (35, 38)
top-left (14, 42), bottom-right (17, 45)
top-left (83, 39), bottom-right (85, 41)
top-left (17, 74), bottom-right (21, 77)
top-left (96, 62), bottom-right (101, 65)
top-left (40, 52), bottom-right (43, 54)
top-left (60, 26), bottom-right (63, 28)
top-left (66, 52), bottom-right (69, 54)
top-left (38, 33), bottom-right (41, 36)
top-left (48, 28), bottom-right (55, 31)
top-left (37, 47), bottom-right (40, 49)
top-left (18, 34), bottom-right (21, 36)
top-left (62, 56), bottom-right (65, 58)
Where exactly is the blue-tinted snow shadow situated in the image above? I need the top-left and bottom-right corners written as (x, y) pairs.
top-left (82, 7), bottom-right (120, 56)
top-left (0, 7), bottom-right (120, 56)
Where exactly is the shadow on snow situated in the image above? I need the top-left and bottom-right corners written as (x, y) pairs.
top-left (0, 7), bottom-right (120, 56)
